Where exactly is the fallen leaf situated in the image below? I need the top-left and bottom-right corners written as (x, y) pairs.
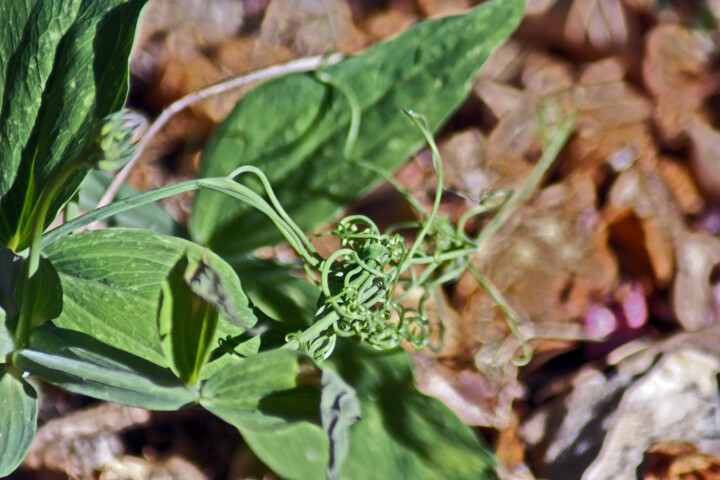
top-left (672, 232), bottom-right (720, 331)
top-left (255, 0), bottom-right (368, 59)
top-left (640, 441), bottom-right (720, 480)
top-left (656, 155), bottom-right (705, 215)
top-left (686, 116), bottom-right (720, 201)
top-left (565, 0), bottom-right (633, 52)
top-left (416, 0), bottom-right (472, 17)
top-left (643, 24), bottom-right (718, 145)
top-left (606, 165), bottom-right (684, 287)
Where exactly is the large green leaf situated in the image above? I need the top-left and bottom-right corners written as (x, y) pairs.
top-left (14, 324), bottom-right (196, 410)
top-left (233, 268), bottom-right (497, 479)
top-left (42, 228), bottom-right (258, 367)
top-left (200, 349), bottom-right (319, 431)
top-left (0, 0), bottom-right (147, 251)
top-left (320, 368), bottom-right (361, 480)
top-left (0, 367), bottom-right (37, 477)
top-left (190, 0), bottom-right (525, 258)
top-left (244, 343), bottom-right (497, 480)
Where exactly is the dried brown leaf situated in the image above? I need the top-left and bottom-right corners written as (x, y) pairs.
top-left (412, 353), bottom-right (513, 426)
top-left (656, 155), bottom-right (705, 215)
top-left (495, 424), bottom-right (527, 471)
top-left (255, 0), bottom-right (368, 58)
top-left (687, 116), bottom-right (720, 201)
top-left (476, 40), bottom-right (529, 83)
top-left (569, 58), bottom-right (654, 174)
top-left (641, 441), bottom-right (720, 480)
top-left (672, 232), bottom-right (720, 331)
top-left (100, 455), bottom-right (208, 480)
top-left (643, 24), bottom-right (717, 144)
top-left (362, 5), bottom-right (417, 41)
top-left (438, 128), bottom-right (487, 199)
top-left (606, 165), bottom-right (685, 287)
top-left (448, 173), bottom-right (616, 393)
top-left (416, 0), bottom-right (472, 17)
top-left (565, 0), bottom-right (633, 51)
top-left (25, 403), bottom-right (150, 473)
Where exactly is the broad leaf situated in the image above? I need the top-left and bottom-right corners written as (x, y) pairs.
top-left (0, 367), bottom-right (37, 477)
top-left (77, 170), bottom-right (181, 235)
top-left (14, 325), bottom-right (196, 410)
top-left (42, 228), bottom-right (258, 367)
top-left (0, 0), bottom-right (148, 251)
top-left (236, 271), bottom-right (497, 479)
top-left (321, 369), bottom-right (361, 480)
top-left (234, 258), bottom-right (319, 323)
top-left (200, 349), bottom-right (320, 431)
top-left (190, 0), bottom-right (525, 258)
top-left (14, 256), bottom-right (63, 330)
top-left (244, 344), bottom-right (498, 480)
top-left (157, 253), bottom-right (219, 385)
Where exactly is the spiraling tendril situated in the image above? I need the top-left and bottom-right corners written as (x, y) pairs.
top-left (279, 110), bottom-right (537, 362)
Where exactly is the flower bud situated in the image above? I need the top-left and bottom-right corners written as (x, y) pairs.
top-left (90, 109), bottom-right (148, 171)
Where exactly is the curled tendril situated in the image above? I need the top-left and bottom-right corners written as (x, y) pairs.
top-left (277, 107), bottom-right (577, 363)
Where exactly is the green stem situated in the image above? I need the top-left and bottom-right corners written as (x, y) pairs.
top-left (474, 114), bottom-right (575, 250)
top-left (17, 159), bottom-right (87, 347)
top-left (42, 175), bottom-right (320, 267)
top-left (28, 160), bottom-right (87, 275)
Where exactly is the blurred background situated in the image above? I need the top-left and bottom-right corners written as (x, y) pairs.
top-left (14, 0), bottom-right (720, 479)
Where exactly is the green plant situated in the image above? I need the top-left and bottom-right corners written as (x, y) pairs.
top-left (0, 1), bottom-right (574, 478)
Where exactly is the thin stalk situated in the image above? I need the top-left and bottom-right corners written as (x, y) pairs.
top-left (97, 54), bottom-right (343, 209)
top-left (474, 115), bottom-right (575, 251)
top-left (468, 263), bottom-right (532, 366)
top-left (401, 111), bottom-right (444, 268)
top-left (42, 175), bottom-right (320, 267)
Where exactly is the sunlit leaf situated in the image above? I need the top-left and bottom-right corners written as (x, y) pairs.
top-left (43, 228), bottom-right (258, 367)
top-left (0, 0), bottom-right (148, 251)
top-left (200, 349), bottom-right (319, 431)
top-left (157, 253), bottom-right (219, 385)
top-left (0, 367), bottom-right (37, 477)
top-left (190, 0), bottom-right (525, 258)
top-left (14, 325), bottom-right (197, 410)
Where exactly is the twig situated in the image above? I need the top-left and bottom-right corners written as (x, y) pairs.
top-left (97, 54), bottom-right (344, 209)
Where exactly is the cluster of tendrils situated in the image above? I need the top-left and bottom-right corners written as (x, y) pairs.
top-left (284, 111), bottom-right (524, 362)
top-left (317, 216), bottom-right (432, 352)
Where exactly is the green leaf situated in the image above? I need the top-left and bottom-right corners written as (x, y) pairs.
top-left (190, 0), bottom-right (525, 257)
top-left (157, 253), bottom-right (219, 385)
top-left (0, 0), bottom-right (148, 251)
top-left (0, 367), bottom-right (37, 477)
top-left (200, 349), bottom-right (320, 431)
top-left (245, 345), bottom-right (497, 480)
top-left (237, 273), bottom-right (497, 480)
top-left (234, 259), bottom-right (319, 327)
top-left (42, 228), bottom-right (258, 367)
top-left (321, 369), bottom-right (361, 480)
top-left (14, 256), bottom-right (63, 330)
top-left (14, 324), bottom-right (197, 410)
top-left (77, 170), bottom-right (182, 235)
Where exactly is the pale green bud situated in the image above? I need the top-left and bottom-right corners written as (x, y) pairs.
top-left (91, 109), bottom-right (148, 171)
